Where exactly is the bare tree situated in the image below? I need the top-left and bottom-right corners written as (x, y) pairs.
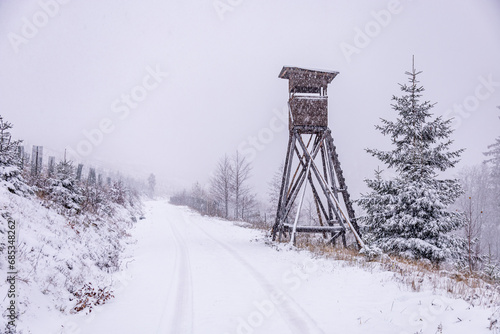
top-left (267, 163), bottom-right (297, 225)
top-left (483, 109), bottom-right (500, 260)
top-left (457, 165), bottom-right (490, 271)
top-left (210, 155), bottom-right (233, 218)
top-left (240, 193), bottom-right (258, 221)
top-left (304, 198), bottom-right (318, 226)
top-left (232, 151), bottom-right (251, 220)
top-left (464, 196), bottom-right (483, 272)
top-left (148, 173), bottom-right (156, 198)
top-left (267, 163), bottom-right (284, 222)
top-left (191, 181), bottom-right (205, 199)
top-left (190, 181), bottom-right (209, 214)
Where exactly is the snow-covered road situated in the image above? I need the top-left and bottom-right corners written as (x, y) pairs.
top-left (65, 200), bottom-right (493, 334)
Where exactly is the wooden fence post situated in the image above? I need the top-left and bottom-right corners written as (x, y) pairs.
top-left (30, 146), bottom-right (43, 176)
top-left (17, 146), bottom-right (25, 169)
top-left (76, 164), bottom-right (83, 181)
top-left (88, 168), bottom-right (96, 185)
top-left (48, 156), bottom-right (55, 177)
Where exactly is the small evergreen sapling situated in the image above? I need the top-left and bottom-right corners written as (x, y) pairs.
top-left (0, 115), bottom-right (26, 193)
top-left (47, 159), bottom-right (83, 214)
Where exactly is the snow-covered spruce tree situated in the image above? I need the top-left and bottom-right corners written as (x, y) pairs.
top-left (46, 158), bottom-right (83, 215)
top-left (108, 179), bottom-right (128, 206)
top-left (357, 65), bottom-right (466, 265)
top-left (0, 115), bottom-right (25, 193)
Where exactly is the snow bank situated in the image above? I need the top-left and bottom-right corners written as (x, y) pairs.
top-left (0, 186), bottom-right (141, 333)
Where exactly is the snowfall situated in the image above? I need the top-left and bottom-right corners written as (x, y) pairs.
top-left (1, 190), bottom-right (499, 334)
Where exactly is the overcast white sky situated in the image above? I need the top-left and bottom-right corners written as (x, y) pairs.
top-left (1, 0), bottom-right (499, 200)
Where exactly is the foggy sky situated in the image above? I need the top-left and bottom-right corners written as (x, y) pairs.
top-left (1, 0), bottom-right (499, 201)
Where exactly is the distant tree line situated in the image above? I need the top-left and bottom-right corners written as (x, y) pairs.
top-left (170, 151), bottom-right (264, 225)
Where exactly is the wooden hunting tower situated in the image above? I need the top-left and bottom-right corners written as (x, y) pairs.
top-left (272, 66), bottom-right (364, 248)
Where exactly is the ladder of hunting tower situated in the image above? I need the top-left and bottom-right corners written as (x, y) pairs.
top-left (272, 66), bottom-right (364, 249)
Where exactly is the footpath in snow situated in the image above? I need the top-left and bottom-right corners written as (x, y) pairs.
top-left (54, 200), bottom-right (494, 334)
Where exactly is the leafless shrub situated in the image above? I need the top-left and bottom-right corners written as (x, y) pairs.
top-left (71, 282), bottom-right (114, 314)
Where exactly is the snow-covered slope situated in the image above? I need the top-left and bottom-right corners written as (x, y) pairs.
top-left (0, 186), bottom-right (140, 334)
top-left (16, 199), bottom-right (497, 334)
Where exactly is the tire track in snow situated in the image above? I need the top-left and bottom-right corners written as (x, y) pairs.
top-left (157, 211), bottom-right (194, 334)
top-left (191, 221), bottom-right (325, 334)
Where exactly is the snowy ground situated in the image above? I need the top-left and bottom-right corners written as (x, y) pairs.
top-left (0, 184), bottom-right (140, 334)
top-left (20, 200), bottom-right (498, 333)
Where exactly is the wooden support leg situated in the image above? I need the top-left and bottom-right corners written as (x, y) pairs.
top-left (273, 133), bottom-right (295, 241)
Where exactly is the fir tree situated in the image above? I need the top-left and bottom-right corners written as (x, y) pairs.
top-left (108, 179), bottom-right (127, 206)
top-left (357, 63), bottom-right (466, 264)
top-left (47, 158), bottom-right (83, 214)
top-left (0, 115), bottom-right (25, 193)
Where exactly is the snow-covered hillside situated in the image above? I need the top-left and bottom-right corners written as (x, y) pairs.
top-left (0, 184), bottom-right (142, 334)
top-left (11, 199), bottom-right (498, 334)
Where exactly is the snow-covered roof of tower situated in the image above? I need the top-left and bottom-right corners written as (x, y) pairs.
top-left (279, 66), bottom-right (338, 94)
top-left (278, 66), bottom-right (339, 82)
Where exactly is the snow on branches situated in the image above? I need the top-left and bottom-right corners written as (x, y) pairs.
top-left (357, 64), bottom-right (466, 265)
top-left (0, 115), bottom-right (25, 193)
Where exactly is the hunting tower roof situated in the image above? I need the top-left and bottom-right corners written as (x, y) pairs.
top-left (279, 66), bottom-right (338, 94)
